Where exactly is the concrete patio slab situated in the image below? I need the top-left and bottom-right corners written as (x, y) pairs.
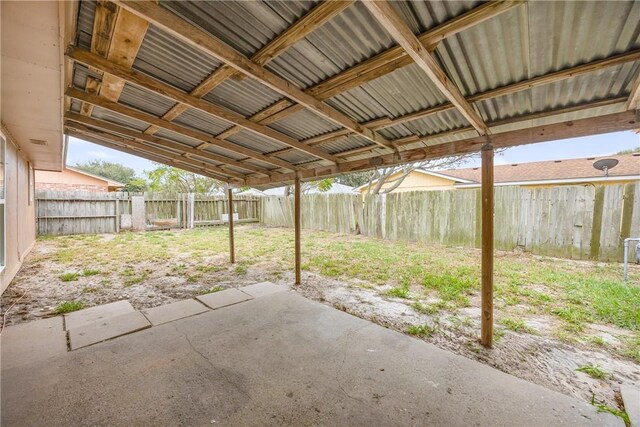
top-left (142, 299), bottom-right (209, 326)
top-left (1, 317), bottom-right (67, 370)
top-left (195, 288), bottom-right (252, 309)
top-left (64, 300), bottom-right (135, 330)
top-left (68, 311), bottom-right (151, 350)
top-left (239, 281), bottom-right (287, 298)
top-left (621, 383), bottom-right (640, 427)
top-left (1, 291), bottom-right (621, 426)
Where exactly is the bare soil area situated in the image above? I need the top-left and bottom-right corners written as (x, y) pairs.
top-left (2, 225), bottom-right (638, 417)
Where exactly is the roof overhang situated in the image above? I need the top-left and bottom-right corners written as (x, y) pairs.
top-left (49, 1), bottom-right (640, 187)
top-left (1, 1), bottom-right (76, 171)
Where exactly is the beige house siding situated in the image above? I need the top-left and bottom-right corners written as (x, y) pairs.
top-left (359, 170), bottom-right (456, 196)
top-left (35, 168), bottom-right (113, 192)
top-left (1, 132), bottom-right (36, 293)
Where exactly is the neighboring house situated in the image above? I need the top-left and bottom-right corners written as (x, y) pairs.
top-left (263, 182), bottom-right (357, 196)
top-left (357, 154), bottom-right (640, 195)
top-left (35, 166), bottom-right (124, 193)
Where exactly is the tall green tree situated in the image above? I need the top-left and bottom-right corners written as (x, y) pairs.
top-left (74, 159), bottom-right (147, 192)
top-left (146, 164), bottom-right (224, 194)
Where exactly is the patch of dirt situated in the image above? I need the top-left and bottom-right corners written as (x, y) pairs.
top-left (293, 271), bottom-right (640, 409)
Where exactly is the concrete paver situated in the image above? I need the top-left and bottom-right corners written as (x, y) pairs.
top-left (68, 311), bottom-right (151, 350)
top-left (1, 291), bottom-right (622, 426)
top-left (195, 288), bottom-right (252, 310)
top-left (1, 317), bottom-right (67, 370)
top-left (239, 281), bottom-right (287, 298)
top-left (64, 300), bottom-right (135, 330)
top-left (142, 299), bottom-right (209, 326)
top-left (621, 383), bottom-right (640, 427)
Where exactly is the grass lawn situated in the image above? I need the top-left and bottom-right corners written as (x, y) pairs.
top-left (11, 225), bottom-right (638, 363)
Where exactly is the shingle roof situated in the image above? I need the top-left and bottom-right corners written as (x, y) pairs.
top-left (439, 153), bottom-right (640, 184)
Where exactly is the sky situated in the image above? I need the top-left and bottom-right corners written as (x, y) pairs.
top-left (67, 131), bottom-right (640, 177)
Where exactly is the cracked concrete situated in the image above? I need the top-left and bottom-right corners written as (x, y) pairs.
top-left (1, 291), bottom-right (622, 426)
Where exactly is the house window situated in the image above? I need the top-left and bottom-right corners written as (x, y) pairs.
top-left (0, 132), bottom-right (5, 271)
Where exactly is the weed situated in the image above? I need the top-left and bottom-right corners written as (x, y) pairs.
top-left (234, 264), bottom-right (248, 275)
top-left (195, 265), bottom-right (224, 273)
top-left (59, 272), bottom-right (80, 282)
top-left (386, 286), bottom-right (410, 299)
top-left (412, 301), bottom-right (440, 315)
top-left (576, 364), bottom-right (610, 380)
top-left (494, 328), bottom-right (505, 343)
top-left (186, 275), bottom-right (201, 283)
top-left (82, 286), bottom-right (98, 293)
top-left (54, 300), bottom-right (84, 314)
top-left (587, 336), bottom-right (607, 347)
top-left (501, 317), bottom-right (534, 334)
top-left (406, 324), bottom-right (436, 337)
top-left (591, 397), bottom-right (630, 426)
top-left (622, 334), bottom-right (640, 363)
top-left (82, 269), bottom-right (101, 276)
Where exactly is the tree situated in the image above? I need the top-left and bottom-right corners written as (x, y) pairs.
top-left (335, 172), bottom-right (371, 188)
top-left (357, 153), bottom-right (478, 196)
top-left (74, 159), bottom-right (137, 184)
top-left (282, 177), bottom-right (334, 196)
top-left (145, 163), bottom-right (225, 194)
top-left (617, 146), bottom-right (640, 155)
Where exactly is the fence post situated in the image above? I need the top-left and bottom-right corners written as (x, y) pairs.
top-left (189, 193), bottom-right (195, 229)
top-left (131, 195), bottom-right (146, 231)
top-left (115, 193), bottom-right (120, 233)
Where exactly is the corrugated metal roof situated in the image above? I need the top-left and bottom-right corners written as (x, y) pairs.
top-left (67, 0), bottom-right (640, 185)
top-left (161, 0), bottom-right (318, 57)
top-left (133, 25), bottom-right (223, 93)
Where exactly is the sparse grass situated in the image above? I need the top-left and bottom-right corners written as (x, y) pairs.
top-left (406, 324), bottom-right (436, 337)
top-left (199, 285), bottom-right (223, 295)
top-left (82, 269), bottom-right (101, 276)
top-left (411, 301), bottom-right (440, 315)
top-left (234, 264), bottom-right (248, 275)
top-left (591, 397), bottom-right (630, 426)
top-left (53, 300), bottom-right (84, 314)
top-left (501, 317), bottom-right (534, 334)
top-left (622, 334), bottom-right (640, 363)
top-left (186, 275), bottom-right (200, 283)
top-left (386, 286), bottom-right (410, 299)
top-left (576, 363), bottom-right (610, 380)
top-left (82, 286), bottom-right (98, 293)
top-left (59, 272), bottom-right (80, 282)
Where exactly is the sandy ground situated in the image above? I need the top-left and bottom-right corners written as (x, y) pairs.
top-left (2, 230), bottom-right (638, 413)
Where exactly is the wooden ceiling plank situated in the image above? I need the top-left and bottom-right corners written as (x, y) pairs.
top-left (66, 87), bottom-right (298, 172)
top-left (67, 125), bottom-right (248, 181)
top-left (247, 110), bottom-right (639, 186)
top-left (65, 112), bottom-right (272, 176)
top-left (114, 0), bottom-right (393, 149)
top-left (68, 47), bottom-right (340, 163)
top-left (626, 70), bottom-right (640, 110)
top-left (362, 0), bottom-right (490, 136)
top-left (65, 129), bottom-right (238, 182)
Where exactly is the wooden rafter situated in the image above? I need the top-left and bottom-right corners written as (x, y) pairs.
top-left (65, 112), bottom-right (271, 176)
top-left (66, 87), bottom-right (298, 172)
top-left (245, 110), bottom-right (639, 186)
top-left (215, 1), bottom-right (523, 140)
top-left (67, 46), bottom-right (339, 163)
top-left (65, 129), bottom-right (238, 182)
top-left (626, 69), bottom-right (640, 110)
top-left (362, 0), bottom-right (490, 136)
top-left (114, 0), bottom-right (393, 150)
top-left (268, 49), bottom-right (640, 158)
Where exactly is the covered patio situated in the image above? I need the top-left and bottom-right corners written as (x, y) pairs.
top-left (2, 0), bottom-right (640, 424)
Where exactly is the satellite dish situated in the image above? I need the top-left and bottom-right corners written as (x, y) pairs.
top-left (593, 158), bottom-right (619, 177)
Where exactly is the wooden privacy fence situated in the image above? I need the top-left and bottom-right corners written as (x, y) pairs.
top-left (261, 183), bottom-right (640, 262)
top-left (36, 190), bottom-right (260, 236)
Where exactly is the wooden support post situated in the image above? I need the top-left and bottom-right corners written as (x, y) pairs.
top-left (294, 176), bottom-right (301, 285)
top-left (481, 144), bottom-right (494, 347)
top-left (228, 187), bottom-right (235, 264)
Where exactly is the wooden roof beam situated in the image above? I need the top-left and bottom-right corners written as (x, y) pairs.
top-left (114, 0), bottom-right (393, 150)
top-left (142, 1), bottom-right (353, 135)
top-left (362, 0), bottom-right (490, 136)
top-left (65, 112), bottom-right (271, 176)
top-left (224, 1), bottom-right (523, 133)
top-left (67, 46), bottom-right (340, 164)
top-left (66, 87), bottom-right (299, 172)
top-left (65, 129), bottom-right (239, 183)
top-left (627, 69), bottom-right (640, 110)
top-left (246, 110), bottom-right (639, 187)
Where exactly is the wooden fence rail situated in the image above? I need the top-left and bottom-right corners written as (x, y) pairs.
top-left (36, 190), bottom-right (260, 236)
top-left (261, 183), bottom-right (640, 262)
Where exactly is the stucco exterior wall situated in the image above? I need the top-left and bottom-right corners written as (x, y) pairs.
top-left (1, 133), bottom-right (36, 293)
top-left (359, 171), bottom-right (456, 196)
top-left (35, 168), bottom-right (109, 192)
